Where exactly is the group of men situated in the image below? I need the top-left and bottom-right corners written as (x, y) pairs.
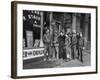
top-left (43, 29), bottom-right (84, 63)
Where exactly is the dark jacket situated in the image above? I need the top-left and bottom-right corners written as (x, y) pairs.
top-left (58, 35), bottom-right (66, 47)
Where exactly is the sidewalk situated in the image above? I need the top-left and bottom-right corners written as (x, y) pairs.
top-left (56, 50), bottom-right (91, 68)
top-left (23, 51), bottom-right (90, 69)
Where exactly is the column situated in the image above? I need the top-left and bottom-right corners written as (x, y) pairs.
top-left (72, 13), bottom-right (76, 33)
top-left (76, 14), bottom-right (81, 33)
top-left (49, 12), bottom-right (53, 35)
top-left (49, 12), bottom-right (55, 58)
top-left (39, 12), bottom-right (44, 47)
top-left (84, 14), bottom-right (90, 50)
top-left (84, 14), bottom-right (89, 42)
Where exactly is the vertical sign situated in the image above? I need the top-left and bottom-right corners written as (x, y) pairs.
top-left (26, 31), bottom-right (33, 48)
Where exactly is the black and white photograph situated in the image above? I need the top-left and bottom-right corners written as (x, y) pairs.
top-left (23, 10), bottom-right (91, 69)
top-left (11, 1), bottom-right (97, 78)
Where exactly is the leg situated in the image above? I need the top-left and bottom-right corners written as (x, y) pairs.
top-left (48, 44), bottom-right (51, 60)
top-left (74, 45), bottom-right (77, 59)
top-left (77, 47), bottom-right (80, 59)
top-left (66, 46), bottom-right (68, 59)
top-left (44, 45), bottom-right (48, 61)
top-left (53, 46), bottom-right (56, 59)
top-left (80, 48), bottom-right (83, 63)
top-left (72, 47), bottom-right (74, 59)
top-left (59, 45), bottom-right (62, 59)
top-left (63, 47), bottom-right (66, 60)
top-left (56, 46), bottom-right (59, 59)
top-left (69, 47), bottom-right (72, 59)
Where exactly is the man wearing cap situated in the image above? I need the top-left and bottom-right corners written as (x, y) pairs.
top-left (58, 31), bottom-right (66, 60)
top-left (71, 32), bottom-right (77, 59)
top-left (43, 29), bottom-right (51, 61)
top-left (78, 33), bottom-right (84, 63)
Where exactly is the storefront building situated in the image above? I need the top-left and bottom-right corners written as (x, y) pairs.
top-left (22, 10), bottom-right (91, 63)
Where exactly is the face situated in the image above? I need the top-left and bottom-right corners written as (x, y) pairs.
top-left (46, 30), bottom-right (49, 34)
top-left (66, 34), bottom-right (68, 37)
top-left (60, 32), bottom-right (63, 35)
top-left (55, 32), bottom-right (57, 36)
top-left (80, 33), bottom-right (82, 37)
top-left (77, 33), bottom-right (79, 35)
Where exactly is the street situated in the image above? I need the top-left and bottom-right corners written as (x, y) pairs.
top-left (23, 50), bottom-right (90, 69)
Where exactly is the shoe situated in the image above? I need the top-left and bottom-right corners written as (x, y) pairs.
top-left (64, 59), bottom-right (70, 62)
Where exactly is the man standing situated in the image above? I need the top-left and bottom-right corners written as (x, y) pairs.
top-left (76, 32), bottom-right (80, 59)
top-left (69, 33), bottom-right (73, 59)
top-left (43, 29), bottom-right (51, 61)
top-left (65, 33), bottom-right (71, 61)
top-left (71, 32), bottom-right (77, 59)
top-left (53, 31), bottom-right (59, 60)
top-left (79, 33), bottom-right (84, 63)
top-left (58, 31), bottom-right (66, 60)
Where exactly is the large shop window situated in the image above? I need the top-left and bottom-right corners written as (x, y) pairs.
top-left (23, 10), bottom-right (41, 49)
top-left (23, 27), bottom-right (41, 49)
